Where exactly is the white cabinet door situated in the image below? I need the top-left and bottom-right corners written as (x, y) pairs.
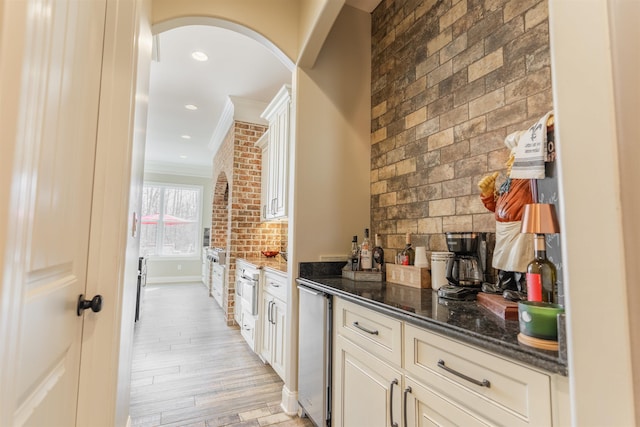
top-left (404, 376), bottom-right (490, 427)
top-left (271, 102), bottom-right (289, 218)
top-left (259, 291), bottom-right (286, 380)
top-left (260, 85), bottom-right (291, 220)
top-left (256, 130), bottom-right (271, 221)
top-left (259, 294), bottom-right (274, 363)
top-left (333, 334), bottom-right (402, 427)
top-left (271, 297), bottom-right (287, 379)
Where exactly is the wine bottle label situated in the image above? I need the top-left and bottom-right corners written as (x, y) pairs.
top-left (526, 273), bottom-right (542, 301)
top-left (361, 249), bottom-right (372, 270)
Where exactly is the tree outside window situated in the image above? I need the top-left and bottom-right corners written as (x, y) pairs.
top-left (140, 183), bottom-right (202, 257)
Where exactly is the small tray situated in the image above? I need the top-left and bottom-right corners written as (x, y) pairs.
top-left (342, 268), bottom-right (384, 282)
top-left (386, 264), bottom-right (431, 288)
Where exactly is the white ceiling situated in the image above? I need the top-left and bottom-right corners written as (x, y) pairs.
top-left (144, 25), bottom-right (292, 176)
top-left (144, 1), bottom-right (382, 177)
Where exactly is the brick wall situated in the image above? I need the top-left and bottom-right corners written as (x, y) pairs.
top-left (210, 120), bottom-right (288, 325)
top-left (371, 0), bottom-right (553, 260)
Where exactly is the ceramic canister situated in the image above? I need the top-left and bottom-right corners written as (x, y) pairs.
top-left (431, 252), bottom-right (454, 290)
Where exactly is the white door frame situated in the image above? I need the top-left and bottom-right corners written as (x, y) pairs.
top-left (75, 0), bottom-right (152, 426)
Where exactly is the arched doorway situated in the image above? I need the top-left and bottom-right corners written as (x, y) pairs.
top-left (211, 172), bottom-right (229, 250)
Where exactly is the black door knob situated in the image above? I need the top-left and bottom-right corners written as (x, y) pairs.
top-left (77, 294), bottom-right (103, 316)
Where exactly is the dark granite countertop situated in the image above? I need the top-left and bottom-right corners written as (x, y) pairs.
top-left (297, 262), bottom-right (568, 376)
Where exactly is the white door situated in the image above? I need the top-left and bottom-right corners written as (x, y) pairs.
top-left (0, 0), bottom-right (106, 425)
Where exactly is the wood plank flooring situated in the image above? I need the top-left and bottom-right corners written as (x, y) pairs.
top-left (130, 282), bottom-right (313, 427)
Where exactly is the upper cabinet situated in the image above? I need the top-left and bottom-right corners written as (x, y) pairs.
top-left (258, 85), bottom-right (291, 221)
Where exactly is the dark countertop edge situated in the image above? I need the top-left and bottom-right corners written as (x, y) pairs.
top-left (297, 277), bottom-right (568, 377)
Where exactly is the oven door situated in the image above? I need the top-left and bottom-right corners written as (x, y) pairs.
top-left (238, 278), bottom-right (258, 316)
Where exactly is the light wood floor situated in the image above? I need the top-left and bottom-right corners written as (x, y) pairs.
top-left (130, 282), bottom-right (313, 427)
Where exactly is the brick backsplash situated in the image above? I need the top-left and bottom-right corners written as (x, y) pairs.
top-left (210, 121), bottom-right (288, 325)
top-left (370, 0), bottom-right (553, 261)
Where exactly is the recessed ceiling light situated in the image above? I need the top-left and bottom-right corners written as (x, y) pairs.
top-left (181, 135), bottom-right (191, 140)
top-left (191, 51), bottom-right (208, 61)
top-left (184, 104), bottom-right (198, 110)
top-left (179, 155), bottom-right (188, 159)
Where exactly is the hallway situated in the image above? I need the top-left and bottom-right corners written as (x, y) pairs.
top-left (130, 283), bottom-right (312, 427)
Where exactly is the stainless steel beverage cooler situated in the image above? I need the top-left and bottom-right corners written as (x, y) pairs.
top-left (297, 283), bottom-right (332, 427)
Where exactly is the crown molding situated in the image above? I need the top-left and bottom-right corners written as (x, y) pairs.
top-left (209, 96), bottom-right (269, 155)
top-left (144, 161), bottom-right (212, 178)
top-left (229, 96), bottom-right (269, 125)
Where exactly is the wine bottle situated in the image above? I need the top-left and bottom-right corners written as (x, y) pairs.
top-left (399, 232), bottom-right (415, 265)
top-left (360, 228), bottom-right (372, 271)
top-left (525, 234), bottom-right (557, 303)
top-left (349, 235), bottom-right (360, 271)
top-left (372, 233), bottom-right (384, 272)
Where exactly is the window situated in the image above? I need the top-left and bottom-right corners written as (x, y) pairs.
top-left (140, 183), bottom-right (202, 257)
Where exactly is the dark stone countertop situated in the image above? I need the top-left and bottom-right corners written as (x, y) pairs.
top-left (297, 262), bottom-right (568, 376)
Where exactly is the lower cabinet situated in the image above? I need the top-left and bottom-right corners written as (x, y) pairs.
top-left (333, 297), bottom-right (567, 427)
top-left (259, 272), bottom-right (287, 380)
top-left (211, 264), bottom-right (224, 308)
top-left (333, 334), bottom-right (401, 427)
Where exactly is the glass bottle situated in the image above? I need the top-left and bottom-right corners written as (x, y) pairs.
top-left (360, 228), bottom-right (372, 271)
top-left (525, 234), bottom-right (557, 303)
top-left (399, 232), bottom-right (415, 265)
top-left (349, 235), bottom-right (360, 271)
top-left (372, 233), bottom-right (384, 272)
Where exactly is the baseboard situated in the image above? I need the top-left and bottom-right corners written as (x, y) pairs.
top-left (146, 275), bottom-right (202, 284)
top-left (281, 385), bottom-right (298, 416)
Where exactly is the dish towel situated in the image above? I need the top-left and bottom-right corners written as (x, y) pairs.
top-left (509, 111), bottom-right (554, 179)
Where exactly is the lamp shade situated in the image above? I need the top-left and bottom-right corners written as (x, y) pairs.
top-left (520, 203), bottom-right (560, 234)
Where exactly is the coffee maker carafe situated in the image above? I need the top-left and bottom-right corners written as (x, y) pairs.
top-left (438, 232), bottom-right (485, 301)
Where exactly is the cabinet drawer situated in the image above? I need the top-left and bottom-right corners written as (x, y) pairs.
top-left (404, 324), bottom-right (551, 426)
top-left (263, 270), bottom-right (287, 302)
top-left (240, 309), bottom-right (257, 352)
top-left (334, 297), bottom-right (402, 366)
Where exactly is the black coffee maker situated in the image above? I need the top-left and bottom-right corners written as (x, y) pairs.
top-left (437, 232), bottom-right (488, 301)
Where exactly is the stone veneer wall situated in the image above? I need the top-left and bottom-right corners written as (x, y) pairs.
top-left (370, 0), bottom-right (554, 259)
top-left (211, 120), bottom-right (288, 325)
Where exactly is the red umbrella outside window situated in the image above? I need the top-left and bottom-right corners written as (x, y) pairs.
top-left (141, 213), bottom-right (192, 225)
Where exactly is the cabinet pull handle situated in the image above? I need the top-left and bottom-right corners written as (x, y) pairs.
top-left (403, 386), bottom-right (412, 427)
top-left (267, 301), bottom-right (272, 324)
top-left (269, 300), bottom-right (275, 324)
top-left (352, 321), bottom-right (378, 335)
top-left (389, 378), bottom-right (399, 427)
top-left (437, 359), bottom-right (491, 388)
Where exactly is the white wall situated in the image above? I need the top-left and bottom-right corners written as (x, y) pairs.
top-left (143, 171), bottom-right (213, 283)
top-left (292, 5), bottom-right (372, 266)
top-left (609, 0), bottom-right (640, 422)
top-left (286, 5), bottom-right (371, 402)
top-left (548, 0), bottom-right (637, 424)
